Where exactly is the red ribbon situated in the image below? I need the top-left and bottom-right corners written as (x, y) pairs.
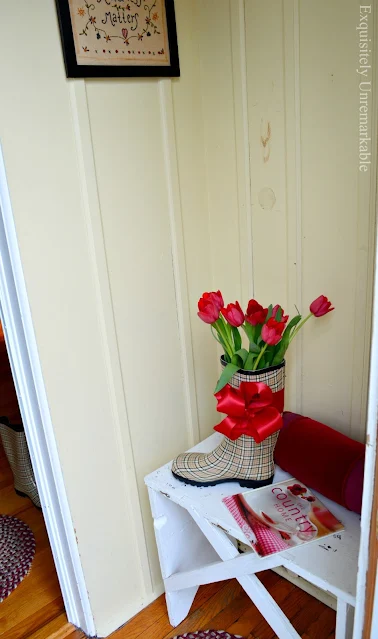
top-left (214, 382), bottom-right (284, 443)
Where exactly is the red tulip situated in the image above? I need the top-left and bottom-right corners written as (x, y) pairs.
top-left (222, 301), bottom-right (244, 327)
top-left (261, 318), bottom-right (286, 346)
top-left (245, 299), bottom-right (268, 326)
top-left (272, 304), bottom-right (289, 324)
top-left (197, 296), bottom-right (220, 324)
top-left (202, 290), bottom-right (224, 311)
top-left (310, 295), bottom-right (334, 317)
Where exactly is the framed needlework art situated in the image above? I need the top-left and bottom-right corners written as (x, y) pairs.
top-left (55, 0), bottom-right (180, 77)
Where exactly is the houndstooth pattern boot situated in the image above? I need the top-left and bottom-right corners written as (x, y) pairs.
top-left (172, 361), bottom-right (285, 488)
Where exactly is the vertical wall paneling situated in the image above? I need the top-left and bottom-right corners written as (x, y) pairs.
top-left (69, 80), bottom-right (153, 600)
top-left (282, 0), bottom-right (303, 412)
top-left (230, 0), bottom-right (254, 306)
top-left (198, 0), bottom-right (244, 304)
top-left (349, 3), bottom-right (378, 441)
top-left (85, 77), bottom-right (190, 594)
top-left (245, 0), bottom-right (376, 435)
top-left (170, 0), bottom-right (219, 441)
top-left (299, 0), bottom-right (375, 438)
top-left (158, 78), bottom-right (200, 447)
top-left (245, 0), bottom-right (289, 308)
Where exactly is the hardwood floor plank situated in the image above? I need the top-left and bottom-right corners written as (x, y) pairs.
top-left (0, 436), bottom-right (65, 639)
top-left (111, 581), bottom-right (227, 639)
top-left (25, 613), bottom-right (75, 639)
top-left (2, 597), bottom-right (64, 639)
top-left (64, 631), bottom-right (87, 639)
top-left (104, 571), bottom-right (336, 639)
top-left (188, 580), bottom-right (227, 612)
top-left (226, 571), bottom-right (283, 637)
top-left (227, 574), bottom-right (294, 639)
top-left (0, 548), bottom-right (64, 637)
top-left (288, 594), bottom-right (325, 636)
top-left (159, 580), bottom-right (243, 639)
top-left (248, 575), bottom-right (296, 639)
top-left (305, 606), bottom-right (337, 639)
top-left (0, 483), bottom-right (34, 517)
top-left (279, 586), bottom-right (313, 620)
top-left (256, 570), bottom-right (282, 589)
top-left (204, 588), bottom-right (251, 632)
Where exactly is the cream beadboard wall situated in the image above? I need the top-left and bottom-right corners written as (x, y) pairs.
top-left (0, 0), bottom-right (376, 636)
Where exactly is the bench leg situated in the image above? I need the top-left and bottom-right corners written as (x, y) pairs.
top-left (148, 488), bottom-right (219, 626)
top-left (336, 599), bottom-right (354, 639)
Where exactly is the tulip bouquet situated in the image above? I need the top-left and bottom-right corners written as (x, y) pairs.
top-left (198, 292), bottom-right (334, 393)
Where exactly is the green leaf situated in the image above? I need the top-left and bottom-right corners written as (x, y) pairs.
top-left (244, 352), bottom-right (256, 370)
top-left (271, 315), bottom-right (302, 365)
top-left (214, 363), bottom-right (240, 393)
top-left (231, 354), bottom-right (243, 368)
top-left (276, 307), bottom-right (282, 321)
top-left (249, 341), bottom-right (260, 354)
top-left (286, 314), bottom-right (302, 333)
top-left (242, 322), bottom-right (255, 343)
top-left (271, 345), bottom-right (286, 366)
top-left (266, 304), bottom-right (273, 321)
top-left (235, 348), bottom-right (249, 366)
top-left (231, 326), bottom-right (242, 352)
top-left (263, 347), bottom-right (274, 367)
top-left (260, 356), bottom-right (267, 368)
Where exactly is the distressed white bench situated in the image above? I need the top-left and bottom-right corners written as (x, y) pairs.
top-left (145, 433), bottom-right (359, 639)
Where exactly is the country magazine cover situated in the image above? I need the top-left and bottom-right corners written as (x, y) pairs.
top-left (223, 479), bottom-right (344, 558)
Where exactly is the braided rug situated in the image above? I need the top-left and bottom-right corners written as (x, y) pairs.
top-left (0, 514), bottom-right (35, 602)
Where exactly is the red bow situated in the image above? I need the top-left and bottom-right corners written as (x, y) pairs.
top-left (214, 382), bottom-right (284, 443)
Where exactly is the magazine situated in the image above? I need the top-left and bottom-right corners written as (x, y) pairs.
top-left (223, 479), bottom-right (344, 558)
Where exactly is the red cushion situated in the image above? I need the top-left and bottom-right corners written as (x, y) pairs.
top-left (275, 412), bottom-right (365, 513)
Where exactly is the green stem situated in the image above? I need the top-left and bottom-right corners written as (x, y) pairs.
top-left (289, 313), bottom-right (313, 343)
top-left (213, 319), bottom-right (234, 358)
top-left (221, 315), bottom-right (237, 355)
top-left (253, 342), bottom-right (268, 370)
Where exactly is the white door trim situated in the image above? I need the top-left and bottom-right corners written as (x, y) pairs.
top-left (0, 145), bottom-right (95, 637)
top-left (353, 207), bottom-right (378, 638)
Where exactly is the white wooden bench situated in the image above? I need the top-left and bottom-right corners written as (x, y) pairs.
top-left (145, 433), bottom-right (359, 639)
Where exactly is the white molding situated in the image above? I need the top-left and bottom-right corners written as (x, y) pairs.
top-left (353, 206), bottom-right (378, 639)
top-left (158, 78), bottom-right (200, 447)
top-left (0, 146), bottom-right (96, 636)
top-left (230, 0), bottom-right (254, 304)
top-left (68, 80), bottom-right (153, 596)
top-left (353, 4), bottom-right (378, 633)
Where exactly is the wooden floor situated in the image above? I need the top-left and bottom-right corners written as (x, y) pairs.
top-left (63, 573), bottom-right (336, 639)
top-left (0, 437), bottom-right (68, 639)
top-left (0, 328), bottom-right (68, 638)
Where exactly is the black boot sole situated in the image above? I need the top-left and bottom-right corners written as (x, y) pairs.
top-left (171, 471), bottom-right (274, 489)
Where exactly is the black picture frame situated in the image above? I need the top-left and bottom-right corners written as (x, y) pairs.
top-left (55, 0), bottom-right (180, 78)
